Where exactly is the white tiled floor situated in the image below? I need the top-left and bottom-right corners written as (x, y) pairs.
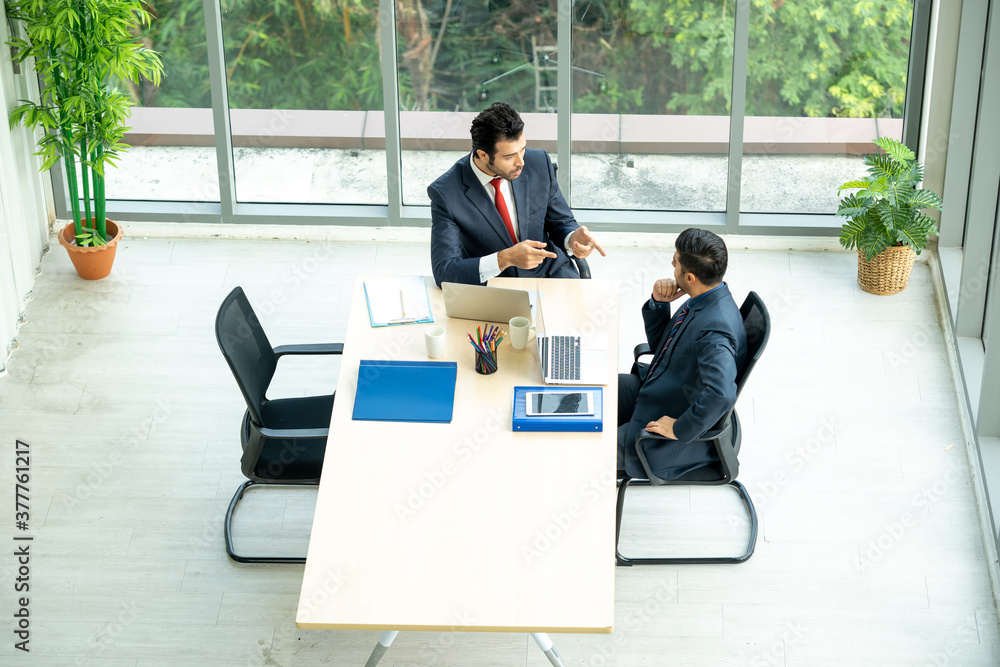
top-left (0, 236), bottom-right (997, 666)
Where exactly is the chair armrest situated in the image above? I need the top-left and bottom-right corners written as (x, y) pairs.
top-left (633, 412), bottom-right (739, 484)
top-left (632, 432), bottom-right (671, 484)
top-left (257, 426), bottom-right (329, 440)
top-left (572, 256), bottom-right (592, 279)
top-left (273, 343), bottom-right (344, 356)
top-left (633, 343), bottom-right (652, 362)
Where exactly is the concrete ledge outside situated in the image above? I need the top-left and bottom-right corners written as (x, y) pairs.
top-left (124, 108), bottom-right (903, 155)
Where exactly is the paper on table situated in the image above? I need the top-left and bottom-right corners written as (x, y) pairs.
top-left (363, 276), bottom-right (433, 327)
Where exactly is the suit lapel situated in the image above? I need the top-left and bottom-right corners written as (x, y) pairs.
top-left (512, 172), bottom-right (530, 241)
top-left (461, 158), bottom-right (514, 247)
top-left (646, 304), bottom-right (697, 382)
top-left (646, 286), bottom-right (728, 382)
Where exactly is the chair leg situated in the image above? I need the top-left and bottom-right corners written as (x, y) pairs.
top-left (615, 476), bottom-right (633, 566)
top-left (614, 480), bottom-right (758, 565)
top-left (225, 480), bottom-right (319, 564)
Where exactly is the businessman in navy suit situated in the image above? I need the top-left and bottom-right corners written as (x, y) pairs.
top-left (428, 102), bottom-right (605, 286)
top-left (618, 228), bottom-right (747, 480)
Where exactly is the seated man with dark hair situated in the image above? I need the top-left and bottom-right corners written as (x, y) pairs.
top-left (427, 101), bottom-right (605, 286)
top-left (618, 228), bottom-right (747, 480)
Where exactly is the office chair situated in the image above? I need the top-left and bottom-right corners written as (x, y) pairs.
top-left (215, 286), bottom-right (343, 564)
top-left (615, 291), bottom-right (770, 565)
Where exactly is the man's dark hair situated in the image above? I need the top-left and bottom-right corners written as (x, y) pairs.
top-left (675, 228), bottom-right (728, 285)
top-left (470, 102), bottom-right (524, 158)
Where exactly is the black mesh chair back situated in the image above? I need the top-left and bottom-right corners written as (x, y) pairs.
top-left (215, 287), bottom-right (278, 427)
top-left (736, 291), bottom-right (770, 399)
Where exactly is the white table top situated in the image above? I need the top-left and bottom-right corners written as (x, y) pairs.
top-left (296, 276), bottom-right (619, 633)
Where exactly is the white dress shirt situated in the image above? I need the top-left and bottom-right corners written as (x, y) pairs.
top-left (470, 153), bottom-right (575, 284)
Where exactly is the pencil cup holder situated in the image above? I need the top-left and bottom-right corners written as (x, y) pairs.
top-left (474, 349), bottom-right (498, 375)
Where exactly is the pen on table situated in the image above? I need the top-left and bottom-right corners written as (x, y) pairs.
top-left (399, 290), bottom-right (406, 319)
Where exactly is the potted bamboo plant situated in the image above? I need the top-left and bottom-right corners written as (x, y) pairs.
top-left (837, 137), bottom-right (943, 295)
top-left (6, 0), bottom-right (163, 280)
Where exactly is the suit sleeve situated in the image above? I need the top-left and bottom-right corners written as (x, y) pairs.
top-left (671, 325), bottom-right (739, 443)
top-left (428, 181), bottom-right (483, 287)
top-left (641, 299), bottom-right (674, 350)
top-left (539, 152), bottom-right (579, 250)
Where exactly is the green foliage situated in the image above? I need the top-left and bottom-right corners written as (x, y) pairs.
top-left (6, 0), bottom-right (163, 244)
top-left (837, 137), bottom-right (942, 261)
top-left (572, 0), bottom-right (913, 116)
top-left (139, 0), bottom-right (913, 117)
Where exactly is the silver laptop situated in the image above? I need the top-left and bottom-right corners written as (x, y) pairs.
top-left (442, 282), bottom-right (532, 323)
top-left (535, 288), bottom-right (608, 386)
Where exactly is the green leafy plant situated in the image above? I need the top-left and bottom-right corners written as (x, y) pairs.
top-left (837, 137), bottom-right (943, 261)
top-left (6, 0), bottom-right (163, 246)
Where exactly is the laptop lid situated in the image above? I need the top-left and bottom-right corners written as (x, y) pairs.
top-left (442, 283), bottom-right (531, 323)
top-left (534, 287), bottom-right (608, 386)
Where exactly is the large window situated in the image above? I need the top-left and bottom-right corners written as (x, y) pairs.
top-left (52, 0), bottom-right (927, 232)
top-left (221, 0), bottom-right (387, 205)
top-left (571, 1), bottom-right (733, 212)
top-left (106, 0), bottom-right (219, 202)
top-left (740, 0), bottom-right (914, 214)
top-left (395, 0), bottom-right (557, 205)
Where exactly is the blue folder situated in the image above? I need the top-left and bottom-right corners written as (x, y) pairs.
top-left (512, 386), bottom-right (603, 432)
top-left (352, 360), bottom-right (458, 423)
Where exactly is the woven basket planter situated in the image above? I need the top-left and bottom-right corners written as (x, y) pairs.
top-left (857, 245), bottom-right (916, 295)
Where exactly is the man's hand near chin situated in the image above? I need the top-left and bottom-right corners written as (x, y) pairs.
top-left (645, 415), bottom-right (677, 439)
top-left (651, 279), bottom-right (684, 303)
top-left (498, 240), bottom-right (558, 271)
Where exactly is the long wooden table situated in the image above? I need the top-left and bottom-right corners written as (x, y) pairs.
top-left (296, 276), bottom-right (619, 664)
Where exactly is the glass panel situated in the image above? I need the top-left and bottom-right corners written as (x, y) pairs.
top-left (395, 0), bottom-right (557, 205)
top-left (107, 0), bottom-right (219, 202)
top-left (221, 0), bottom-right (386, 205)
top-left (740, 1), bottom-right (914, 214)
top-left (571, 1), bottom-right (734, 211)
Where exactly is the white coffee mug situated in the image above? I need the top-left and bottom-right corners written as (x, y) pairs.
top-left (425, 325), bottom-right (446, 359)
top-left (508, 316), bottom-right (536, 350)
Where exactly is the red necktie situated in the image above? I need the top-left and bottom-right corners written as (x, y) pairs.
top-left (489, 177), bottom-right (517, 245)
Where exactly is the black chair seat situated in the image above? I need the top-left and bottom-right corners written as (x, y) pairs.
top-left (260, 394), bottom-right (334, 429)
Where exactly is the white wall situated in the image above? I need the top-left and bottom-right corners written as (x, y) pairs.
top-left (0, 18), bottom-right (51, 373)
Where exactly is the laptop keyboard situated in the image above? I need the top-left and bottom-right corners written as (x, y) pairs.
top-left (544, 335), bottom-right (581, 381)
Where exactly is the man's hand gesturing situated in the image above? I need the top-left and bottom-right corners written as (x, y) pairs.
top-left (498, 240), bottom-right (558, 271)
top-left (568, 226), bottom-right (607, 260)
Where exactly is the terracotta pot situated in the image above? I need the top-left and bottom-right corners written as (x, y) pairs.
top-left (58, 219), bottom-right (123, 280)
top-left (857, 245), bottom-right (916, 295)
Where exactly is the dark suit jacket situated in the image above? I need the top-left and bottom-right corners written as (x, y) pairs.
top-left (621, 284), bottom-right (747, 479)
top-left (427, 149), bottom-right (581, 286)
